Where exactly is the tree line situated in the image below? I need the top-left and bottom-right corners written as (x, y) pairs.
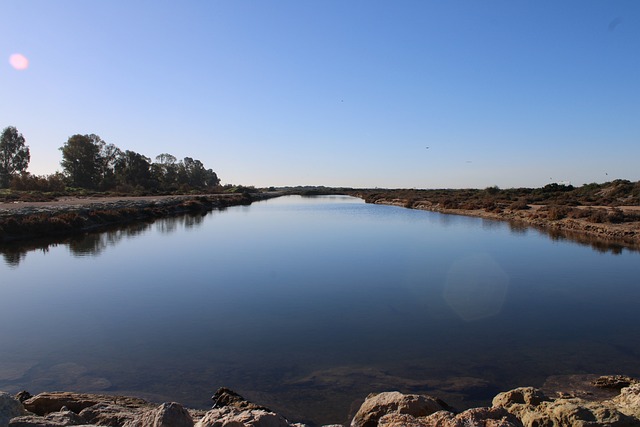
top-left (0, 126), bottom-right (220, 192)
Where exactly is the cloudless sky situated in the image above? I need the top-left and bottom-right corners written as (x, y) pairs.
top-left (1, 1), bottom-right (639, 189)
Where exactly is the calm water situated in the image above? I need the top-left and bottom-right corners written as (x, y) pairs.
top-left (1, 195), bottom-right (639, 424)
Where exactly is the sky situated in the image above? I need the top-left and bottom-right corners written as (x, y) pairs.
top-left (1, 1), bottom-right (639, 189)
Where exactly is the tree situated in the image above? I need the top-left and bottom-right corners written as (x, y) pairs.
top-left (59, 134), bottom-right (102, 189)
top-left (114, 150), bottom-right (152, 188)
top-left (153, 153), bottom-right (178, 190)
top-left (0, 126), bottom-right (30, 188)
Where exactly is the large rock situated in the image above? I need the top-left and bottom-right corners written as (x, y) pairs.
top-left (378, 407), bottom-right (523, 427)
top-left (1, 392), bottom-right (28, 427)
top-left (123, 402), bottom-right (193, 427)
top-left (210, 388), bottom-right (270, 412)
top-left (8, 408), bottom-right (89, 426)
top-left (493, 387), bottom-right (639, 427)
top-left (78, 403), bottom-right (140, 426)
top-left (195, 406), bottom-right (289, 427)
top-left (610, 383), bottom-right (640, 419)
top-left (350, 391), bottom-right (450, 427)
top-left (23, 392), bottom-right (150, 416)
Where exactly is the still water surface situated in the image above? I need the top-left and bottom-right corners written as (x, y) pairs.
top-left (1, 195), bottom-right (639, 424)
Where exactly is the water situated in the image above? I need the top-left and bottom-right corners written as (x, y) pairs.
top-left (1, 195), bottom-right (639, 424)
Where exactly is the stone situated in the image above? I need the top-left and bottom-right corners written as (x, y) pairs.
top-left (195, 406), bottom-right (290, 427)
top-left (493, 387), bottom-right (638, 427)
top-left (78, 403), bottom-right (139, 426)
top-left (378, 407), bottom-right (523, 427)
top-left (8, 408), bottom-right (88, 426)
top-left (350, 391), bottom-right (450, 427)
top-left (592, 376), bottom-right (638, 390)
top-left (1, 392), bottom-right (28, 427)
top-left (123, 402), bottom-right (193, 427)
top-left (210, 388), bottom-right (270, 412)
top-left (610, 383), bottom-right (640, 419)
top-left (23, 392), bottom-right (150, 416)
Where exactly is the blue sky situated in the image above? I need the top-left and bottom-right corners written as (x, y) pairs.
top-left (1, 1), bottom-right (639, 189)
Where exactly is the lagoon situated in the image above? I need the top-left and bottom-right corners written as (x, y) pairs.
top-left (1, 195), bottom-right (639, 425)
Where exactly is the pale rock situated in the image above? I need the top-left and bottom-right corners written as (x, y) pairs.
top-left (1, 392), bottom-right (28, 427)
top-left (350, 391), bottom-right (449, 427)
top-left (123, 402), bottom-right (193, 427)
top-left (23, 392), bottom-right (149, 416)
top-left (609, 384), bottom-right (640, 419)
top-left (378, 407), bottom-right (523, 427)
top-left (493, 387), bottom-right (638, 427)
top-left (195, 406), bottom-right (289, 427)
top-left (78, 402), bottom-right (139, 426)
top-left (8, 408), bottom-right (88, 426)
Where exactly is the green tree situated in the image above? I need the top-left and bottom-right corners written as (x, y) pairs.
top-left (114, 150), bottom-right (152, 188)
top-left (153, 153), bottom-right (178, 190)
top-left (59, 134), bottom-right (102, 189)
top-left (0, 126), bottom-right (30, 188)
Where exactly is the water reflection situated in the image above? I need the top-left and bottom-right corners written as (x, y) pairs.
top-left (0, 212), bottom-right (208, 266)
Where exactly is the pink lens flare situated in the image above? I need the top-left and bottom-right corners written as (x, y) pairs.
top-left (9, 53), bottom-right (29, 70)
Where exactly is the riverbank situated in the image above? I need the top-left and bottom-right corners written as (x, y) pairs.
top-left (350, 192), bottom-right (640, 249)
top-left (1, 375), bottom-right (639, 426)
top-left (0, 193), bottom-right (281, 243)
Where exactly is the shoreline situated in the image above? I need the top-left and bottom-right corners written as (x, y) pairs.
top-left (0, 193), bottom-right (281, 243)
top-left (1, 375), bottom-right (639, 426)
top-left (357, 195), bottom-right (640, 250)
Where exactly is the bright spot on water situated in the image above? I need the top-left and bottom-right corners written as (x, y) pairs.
top-left (9, 53), bottom-right (29, 70)
top-left (443, 253), bottom-right (509, 321)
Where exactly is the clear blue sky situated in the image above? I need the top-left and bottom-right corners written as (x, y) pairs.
top-left (2, 1), bottom-right (639, 189)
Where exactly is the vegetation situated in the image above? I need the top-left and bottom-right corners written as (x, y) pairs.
top-left (0, 126), bottom-right (221, 194)
top-left (351, 180), bottom-right (640, 225)
top-left (0, 126), bottom-right (30, 188)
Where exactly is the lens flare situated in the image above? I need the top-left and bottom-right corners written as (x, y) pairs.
top-left (9, 53), bottom-right (29, 70)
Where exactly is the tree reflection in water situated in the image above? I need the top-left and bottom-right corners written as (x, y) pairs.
top-left (0, 212), bottom-right (208, 266)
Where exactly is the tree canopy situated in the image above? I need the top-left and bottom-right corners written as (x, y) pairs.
top-left (59, 134), bottom-right (220, 192)
top-left (0, 126), bottom-right (30, 188)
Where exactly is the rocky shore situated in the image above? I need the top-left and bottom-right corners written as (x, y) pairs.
top-left (0, 193), bottom-right (280, 243)
top-left (1, 376), bottom-right (639, 427)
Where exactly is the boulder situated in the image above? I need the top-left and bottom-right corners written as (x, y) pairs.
top-left (350, 391), bottom-right (450, 427)
top-left (378, 407), bottom-right (523, 427)
top-left (210, 388), bottom-right (270, 412)
top-left (1, 392), bottom-right (28, 427)
top-left (123, 402), bottom-right (193, 427)
top-left (78, 403), bottom-right (140, 426)
top-left (23, 393), bottom-right (150, 416)
top-left (195, 406), bottom-right (289, 427)
top-left (610, 383), bottom-right (640, 419)
top-left (493, 387), bottom-right (638, 427)
top-left (8, 408), bottom-right (88, 426)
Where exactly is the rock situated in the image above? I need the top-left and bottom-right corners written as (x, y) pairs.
top-left (350, 391), bottom-right (450, 427)
top-left (195, 406), bottom-right (290, 427)
top-left (592, 375), bottom-right (639, 391)
top-left (610, 383), bottom-right (640, 419)
top-left (78, 403), bottom-right (139, 426)
top-left (14, 393), bottom-right (32, 404)
top-left (378, 407), bottom-right (523, 427)
top-left (123, 402), bottom-right (193, 427)
top-left (8, 408), bottom-right (88, 426)
top-left (1, 392), bottom-right (28, 427)
top-left (23, 392), bottom-right (150, 416)
top-left (493, 387), bottom-right (638, 427)
top-left (211, 388), bottom-right (270, 412)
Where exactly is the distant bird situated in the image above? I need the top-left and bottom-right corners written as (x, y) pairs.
top-left (426, 146), bottom-right (430, 149)
top-left (466, 160), bottom-right (472, 163)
